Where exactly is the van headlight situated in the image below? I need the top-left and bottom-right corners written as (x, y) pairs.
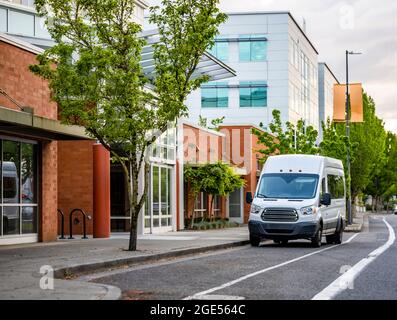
top-left (250, 204), bottom-right (263, 215)
top-left (300, 206), bottom-right (317, 215)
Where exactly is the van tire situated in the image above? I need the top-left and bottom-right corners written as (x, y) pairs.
top-left (333, 219), bottom-right (344, 244)
top-left (250, 235), bottom-right (261, 247)
top-left (326, 219), bottom-right (344, 245)
top-left (326, 235), bottom-right (334, 245)
top-left (311, 225), bottom-right (323, 248)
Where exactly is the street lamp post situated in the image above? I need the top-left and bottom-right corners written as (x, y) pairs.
top-left (345, 50), bottom-right (361, 226)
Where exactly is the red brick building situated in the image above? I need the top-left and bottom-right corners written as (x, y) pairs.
top-left (0, 33), bottom-right (94, 245)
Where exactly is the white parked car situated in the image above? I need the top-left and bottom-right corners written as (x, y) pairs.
top-left (247, 155), bottom-right (346, 248)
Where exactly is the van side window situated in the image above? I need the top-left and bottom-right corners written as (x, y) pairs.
top-left (328, 175), bottom-right (345, 199)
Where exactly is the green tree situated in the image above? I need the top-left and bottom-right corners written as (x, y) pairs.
top-left (184, 162), bottom-right (245, 225)
top-left (199, 162), bottom-right (245, 221)
top-left (198, 115), bottom-right (225, 131)
top-left (30, 0), bottom-right (226, 251)
top-left (320, 92), bottom-right (387, 217)
top-left (184, 165), bottom-right (203, 229)
top-left (252, 109), bottom-right (319, 162)
top-left (365, 132), bottom-right (397, 211)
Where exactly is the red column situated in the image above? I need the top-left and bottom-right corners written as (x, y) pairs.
top-left (93, 144), bottom-right (110, 238)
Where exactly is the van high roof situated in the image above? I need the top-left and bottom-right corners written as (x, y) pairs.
top-left (263, 155), bottom-right (344, 175)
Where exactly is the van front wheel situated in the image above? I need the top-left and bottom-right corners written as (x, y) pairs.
top-left (311, 226), bottom-right (323, 248)
top-left (250, 235), bottom-right (261, 247)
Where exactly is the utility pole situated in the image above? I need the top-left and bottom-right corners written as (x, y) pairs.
top-left (345, 50), bottom-right (362, 225)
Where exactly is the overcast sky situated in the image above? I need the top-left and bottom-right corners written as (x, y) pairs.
top-left (149, 0), bottom-right (397, 133)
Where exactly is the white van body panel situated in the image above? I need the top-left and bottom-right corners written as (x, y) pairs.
top-left (249, 155), bottom-right (346, 243)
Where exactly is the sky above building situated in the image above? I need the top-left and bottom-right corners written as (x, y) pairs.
top-left (148, 0), bottom-right (397, 133)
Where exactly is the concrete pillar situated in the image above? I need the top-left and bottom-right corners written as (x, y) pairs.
top-left (93, 144), bottom-right (110, 238)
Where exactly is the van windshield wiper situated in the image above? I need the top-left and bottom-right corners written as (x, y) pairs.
top-left (257, 194), bottom-right (278, 201)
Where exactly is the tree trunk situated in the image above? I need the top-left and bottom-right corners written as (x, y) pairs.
top-left (210, 195), bottom-right (215, 222)
top-left (190, 193), bottom-right (197, 229)
top-left (128, 211), bottom-right (139, 251)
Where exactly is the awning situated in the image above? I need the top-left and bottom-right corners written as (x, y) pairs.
top-left (140, 29), bottom-right (237, 81)
top-left (0, 106), bottom-right (91, 141)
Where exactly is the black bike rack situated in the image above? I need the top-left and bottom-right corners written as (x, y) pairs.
top-left (57, 209), bottom-right (66, 239)
top-left (69, 208), bottom-right (89, 240)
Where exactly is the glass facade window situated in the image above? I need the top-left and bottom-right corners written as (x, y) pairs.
top-left (8, 10), bottom-right (34, 36)
top-left (201, 82), bottom-right (228, 108)
top-left (1, 139), bottom-right (38, 237)
top-left (7, 0), bottom-right (35, 6)
top-left (239, 35), bottom-right (267, 62)
top-left (328, 175), bottom-right (345, 200)
top-left (0, 8), bottom-right (6, 32)
top-left (239, 81), bottom-right (267, 108)
top-left (208, 41), bottom-right (229, 62)
top-left (150, 127), bottom-right (176, 162)
top-left (145, 165), bottom-right (173, 230)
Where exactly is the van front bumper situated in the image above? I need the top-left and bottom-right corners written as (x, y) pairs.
top-left (249, 220), bottom-right (319, 240)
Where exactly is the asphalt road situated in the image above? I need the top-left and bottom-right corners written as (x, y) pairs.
top-left (88, 214), bottom-right (397, 300)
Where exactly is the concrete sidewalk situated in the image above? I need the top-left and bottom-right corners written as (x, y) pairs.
top-left (0, 227), bottom-right (249, 300)
top-left (345, 211), bottom-right (366, 233)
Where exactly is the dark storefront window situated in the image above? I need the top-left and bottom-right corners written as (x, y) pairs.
top-left (1, 139), bottom-right (38, 237)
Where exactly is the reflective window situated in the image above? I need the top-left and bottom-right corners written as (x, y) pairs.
top-left (3, 141), bottom-right (20, 204)
top-left (239, 81), bottom-right (267, 108)
top-left (328, 175), bottom-right (345, 199)
top-left (22, 207), bottom-right (37, 234)
top-left (150, 127), bottom-right (176, 162)
top-left (8, 10), bottom-right (35, 37)
top-left (1, 139), bottom-right (38, 237)
top-left (7, 0), bottom-right (35, 6)
top-left (258, 174), bottom-right (319, 200)
top-left (208, 41), bottom-right (229, 62)
top-left (145, 166), bottom-right (173, 230)
top-left (239, 35), bottom-right (267, 62)
top-left (0, 8), bottom-right (6, 32)
top-left (21, 143), bottom-right (37, 204)
top-left (201, 82), bottom-right (228, 108)
top-left (35, 16), bottom-right (51, 39)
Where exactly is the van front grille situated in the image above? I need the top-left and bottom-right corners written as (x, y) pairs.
top-left (261, 208), bottom-right (299, 222)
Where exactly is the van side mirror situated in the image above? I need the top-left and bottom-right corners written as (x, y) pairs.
top-left (321, 193), bottom-right (332, 206)
top-left (246, 192), bottom-right (253, 204)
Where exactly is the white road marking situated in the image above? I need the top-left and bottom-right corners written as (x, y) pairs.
top-left (312, 218), bottom-right (395, 300)
top-left (184, 234), bottom-right (359, 300)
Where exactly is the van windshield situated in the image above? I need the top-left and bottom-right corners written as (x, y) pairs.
top-left (257, 174), bottom-right (319, 200)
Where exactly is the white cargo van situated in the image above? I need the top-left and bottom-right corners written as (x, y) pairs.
top-left (247, 155), bottom-right (346, 248)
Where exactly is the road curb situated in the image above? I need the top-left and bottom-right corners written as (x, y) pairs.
top-left (54, 240), bottom-right (250, 279)
top-left (344, 213), bottom-right (366, 233)
top-left (344, 224), bottom-right (363, 233)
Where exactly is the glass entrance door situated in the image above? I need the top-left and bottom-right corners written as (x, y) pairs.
top-left (228, 187), bottom-right (243, 224)
top-left (0, 138), bottom-right (39, 244)
top-left (145, 165), bottom-right (173, 233)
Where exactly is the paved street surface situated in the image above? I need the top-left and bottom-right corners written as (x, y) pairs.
top-left (0, 227), bottom-right (248, 300)
top-left (88, 214), bottom-right (397, 300)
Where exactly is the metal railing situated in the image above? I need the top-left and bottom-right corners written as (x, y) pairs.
top-left (57, 209), bottom-right (66, 239)
top-left (69, 208), bottom-right (90, 240)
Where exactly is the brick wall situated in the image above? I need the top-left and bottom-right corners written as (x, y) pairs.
top-left (57, 140), bottom-right (94, 236)
top-left (0, 41), bottom-right (57, 120)
top-left (41, 141), bottom-right (58, 242)
top-left (182, 124), bottom-right (226, 222)
top-left (219, 125), bottom-right (269, 223)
